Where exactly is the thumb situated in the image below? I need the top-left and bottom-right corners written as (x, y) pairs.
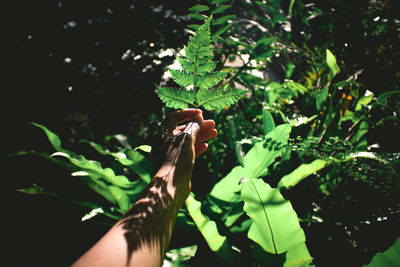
top-left (183, 113), bottom-right (202, 145)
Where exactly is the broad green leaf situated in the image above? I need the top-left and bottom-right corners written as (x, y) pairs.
top-left (82, 140), bottom-right (152, 184)
top-left (326, 49), bottom-right (340, 78)
top-left (78, 175), bottom-right (120, 206)
top-left (108, 185), bottom-right (131, 213)
top-left (252, 242), bottom-right (314, 267)
top-left (31, 122), bottom-right (75, 155)
top-left (188, 5), bottom-right (210, 12)
top-left (240, 179), bottom-right (307, 254)
top-left (208, 124), bottom-right (291, 227)
top-left (283, 242), bottom-right (314, 266)
top-left (126, 149), bottom-right (153, 184)
top-left (277, 159), bottom-right (327, 190)
top-left (262, 107), bottom-right (275, 135)
top-left (51, 152), bottom-right (134, 188)
top-left (209, 165), bottom-right (246, 203)
top-left (185, 194), bottom-right (227, 251)
top-left (364, 237), bottom-right (400, 267)
top-left (185, 194), bottom-right (236, 263)
top-left (242, 124), bottom-right (291, 178)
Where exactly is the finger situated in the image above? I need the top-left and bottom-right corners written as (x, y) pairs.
top-left (167, 109), bottom-right (202, 129)
top-left (196, 121), bottom-right (217, 145)
top-left (195, 143), bottom-right (208, 158)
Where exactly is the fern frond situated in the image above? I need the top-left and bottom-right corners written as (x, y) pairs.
top-left (197, 61), bottom-right (217, 75)
top-left (168, 69), bottom-right (194, 88)
top-left (177, 58), bottom-right (195, 72)
top-left (156, 86), bottom-right (196, 109)
top-left (197, 72), bottom-right (226, 89)
top-left (156, 17), bottom-right (246, 111)
top-left (196, 87), bottom-right (247, 110)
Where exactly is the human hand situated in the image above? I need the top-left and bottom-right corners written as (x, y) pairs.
top-left (151, 109), bottom-right (217, 202)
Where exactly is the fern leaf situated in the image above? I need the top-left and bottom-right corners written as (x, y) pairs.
top-left (196, 87), bottom-right (247, 110)
top-left (197, 61), bottom-right (217, 75)
top-left (156, 86), bottom-right (195, 109)
top-left (156, 17), bottom-right (246, 111)
top-left (177, 58), bottom-right (195, 73)
top-left (196, 72), bottom-right (226, 89)
top-left (168, 68), bottom-right (194, 88)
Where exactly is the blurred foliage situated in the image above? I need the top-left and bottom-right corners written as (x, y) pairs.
top-left (7, 0), bottom-right (400, 266)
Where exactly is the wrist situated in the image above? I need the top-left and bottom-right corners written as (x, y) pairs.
top-left (154, 164), bottom-right (190, 208)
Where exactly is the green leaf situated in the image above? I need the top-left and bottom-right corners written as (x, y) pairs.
top-left (197, 87), bottom-right (246, 110)
top-left (196, 72), bottom-right (225, 89)
top-left (169, 69), bottom-right (194, 88)
top-left (314, 87), bottom-right (329, 111)
top-left (212, 15), bottom-right (236, 25)
top-left (185, 194), bottom-right (236, 264)
top-left (277, 159), bottom-right (327, 190)
top-left (212, 24), bottom-right (232, 37)
top-left (262, 107), bottom-right (275, 135)
top-left (240, 179), bottom-right (307, 254)
top-left (16, 187), bottom-right (56, 196)
top-left (283, 80), bottom-right (308, 95)
top-left (285, 62), bottom-right (295, 79)
top-left (208, 124), bottom-right (292, 228)
top-left (373, 90), bottom-right (400, 108)
top-left (30, 122), bottom-right (75, 155)
top-left (156, 86), bottom-right (196, 109)
top-left (210, 0), bottom-right (230, 4)
top-left (252, 242), bottom-right (314, 267)
top-left (125, 149), bottom-right (153, 184)
top-left (326, 49), bottom-right (340, 78)
top-left (242, 124), bottom-right (291, 178)
top-left (187, 13), bottom-right (208, 21)
top-left (81, 140), bottom-right (152, 184)
top-left (188, 5), bottom-right (210, 12)
top-left (288, 0), bottom-right (296, 15)
top-left (165, 245), bottom-right (198, 266)
top-left (363, 237), bottom-right (400, 267)
top-left (211, 5), bottom-right (231, 14)
top-left (157, 17), bottom-right (244, 110)
top-left (252, 37), bottom-right (277, 59)
top-left (355, 92), bottom-right (374, 111)
top-left (108, 185), bottom-right (131, 213)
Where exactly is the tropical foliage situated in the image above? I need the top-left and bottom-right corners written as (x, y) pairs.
top-left (8, 0), bottom-right (400, 266)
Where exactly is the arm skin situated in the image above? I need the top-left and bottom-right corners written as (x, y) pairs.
top-left (72, 109), bottom-right (217, 267)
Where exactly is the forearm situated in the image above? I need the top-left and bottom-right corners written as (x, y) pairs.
top-left (72, 167), bottom-right (188, 267)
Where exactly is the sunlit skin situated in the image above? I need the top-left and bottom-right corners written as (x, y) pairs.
top-left (72, 109), bottom-right (217, 267)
